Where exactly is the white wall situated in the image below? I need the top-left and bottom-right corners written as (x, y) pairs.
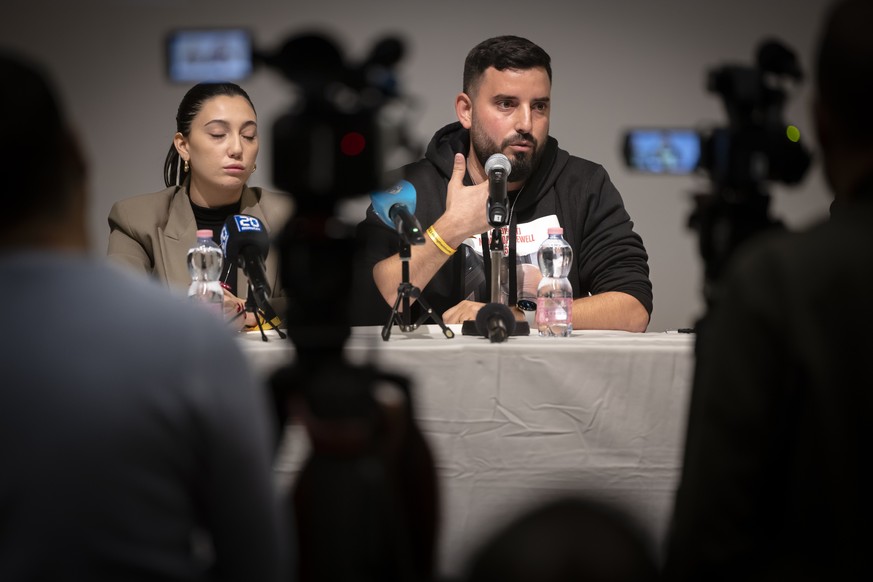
top-left (1, 0), bottom-right (834, 331)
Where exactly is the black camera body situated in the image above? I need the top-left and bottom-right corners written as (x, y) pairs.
top-left (624, 38), bottom-right (812, 194)
top-left (264, 33), bottom-right (407, 205)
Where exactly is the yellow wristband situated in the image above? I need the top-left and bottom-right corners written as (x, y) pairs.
top-left (426, 225), bottom-right (456, 256)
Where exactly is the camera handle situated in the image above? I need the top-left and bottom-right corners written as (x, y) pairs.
top-left (690, 187), bottom-right (784, 308)
top-left (381, 240), bottom-right (454, 341)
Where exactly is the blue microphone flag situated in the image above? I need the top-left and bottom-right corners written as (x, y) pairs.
top-left (220, 214), bottom-right (268, 261)
top-left (370, 179), bottom-right (416, 228)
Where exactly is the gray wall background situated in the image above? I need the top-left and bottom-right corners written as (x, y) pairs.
top-left (2, 0), bottom-right (833, 332)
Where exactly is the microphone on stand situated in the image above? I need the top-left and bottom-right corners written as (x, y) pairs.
top-left (475, 302), bottom-right (516, 343)
top-left (484, 155), bottom-right (512, 305)
top-left (370, 179), bottom-right (424, 244)
top-left (373, 180), bottom-right (453, 340)
top-left (461, 153), bottom-right (529, 338)
top-left (485, 153), bottom-right (511, 228)
top-left (221, 215), bottom-right (272, 307)
top-left (221, 214), bottom-right (284, 337)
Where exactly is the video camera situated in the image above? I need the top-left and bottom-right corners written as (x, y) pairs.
top-left (165, 27), bottom-right (415, 204)
top-left (622, 38), bottom-right (813, 299)
top-left (623, 38), bottom-right (811, 191)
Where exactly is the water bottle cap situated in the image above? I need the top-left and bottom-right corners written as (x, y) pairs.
top-left (547, 227), bottom-right (564, 235)
top-left (196, 229), bottom-right (214, 239)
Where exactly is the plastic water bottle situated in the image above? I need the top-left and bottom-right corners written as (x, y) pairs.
top-left (187, 229), bottom-right (224, 318)
top-left (536, 227), bottom-right (573, 337)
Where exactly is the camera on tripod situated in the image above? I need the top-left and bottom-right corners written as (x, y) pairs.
top-left (622, 37), bottom-right (812, 194)
top-left (622, 38), bottom-right (814, 299)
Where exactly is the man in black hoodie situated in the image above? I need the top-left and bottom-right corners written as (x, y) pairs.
top-left (355, 35), bottom-right (652, 331)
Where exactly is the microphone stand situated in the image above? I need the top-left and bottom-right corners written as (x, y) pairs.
top-left (382, 236), bottom-right (454, 341)
top-left (489, 226), bottom-right (503, 304)
top-left (246, 281), bottom-right (287, 342)
top-left (461, 225), bottom-right (530, 338)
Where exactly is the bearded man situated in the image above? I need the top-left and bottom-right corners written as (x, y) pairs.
top-left (355, 35), bottom-right (652, 331)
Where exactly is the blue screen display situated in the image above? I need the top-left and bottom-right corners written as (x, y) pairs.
top-left (167, 29), bottom-right (253, 83)
top-left (625, 129), bottom-right (701, 174)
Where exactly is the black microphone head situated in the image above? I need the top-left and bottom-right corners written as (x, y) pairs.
top-left (475, 303), bottom-right (516, 342)
top-left (220, 214), bottom-right (270, 262)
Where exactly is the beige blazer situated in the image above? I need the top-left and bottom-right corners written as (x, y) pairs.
top-left (107, 184), bottom-right (293, 302)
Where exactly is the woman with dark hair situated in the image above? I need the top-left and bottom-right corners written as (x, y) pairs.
top-left (108, 82), bottom-right (292, 327)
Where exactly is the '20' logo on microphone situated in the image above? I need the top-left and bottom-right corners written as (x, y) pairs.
top-left (234, 215), bottom-right (263, 232)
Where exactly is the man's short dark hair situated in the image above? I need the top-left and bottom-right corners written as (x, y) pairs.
top-left (463, 35), bottom-right (552, 96)
top-left (815, 0), bottom-right (873, 144)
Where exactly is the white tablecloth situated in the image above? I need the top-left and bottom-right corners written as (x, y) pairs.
top-left (238, 325), bottom-right (695, 577)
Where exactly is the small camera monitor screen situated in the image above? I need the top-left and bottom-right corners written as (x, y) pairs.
top-left (624, 129), bottom-right (701, 174)
top-left (166, 28), bottom-right (253, 83)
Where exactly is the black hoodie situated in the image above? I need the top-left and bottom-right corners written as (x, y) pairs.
top-left (353, 122), bottom-right (652, 327)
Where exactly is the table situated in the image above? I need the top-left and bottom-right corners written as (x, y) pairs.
top-left (238, 325), bottom-right (695, 577)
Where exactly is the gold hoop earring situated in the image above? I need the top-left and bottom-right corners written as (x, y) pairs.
top-left (183, 159), bottom-right (189, 172)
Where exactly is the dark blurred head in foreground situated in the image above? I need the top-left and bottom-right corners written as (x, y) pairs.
top-left (464, 497), bottom-right (658, 582)
top-left (0, 49), bottom-right (87, 251)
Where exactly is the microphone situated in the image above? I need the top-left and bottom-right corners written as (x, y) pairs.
top-left (220, 214), bottom-right (272, 312)
top-left (475, 302), bottom-right (516, 343)
top-left (370, 179), bottom-right (425, 244)
top-left (485, 153), bottom-right (511, 228)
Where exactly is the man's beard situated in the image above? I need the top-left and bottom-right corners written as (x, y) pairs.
top-left (470, 119), bottom-right (542, 183)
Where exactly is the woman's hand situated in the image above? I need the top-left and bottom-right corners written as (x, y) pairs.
top-left (223, 288), bottom-right (256, 329)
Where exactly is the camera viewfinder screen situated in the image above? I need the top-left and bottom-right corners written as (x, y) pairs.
top-left (166, 29), bottom-right (253, 83)
top-left (625, 129), bottom-right (701, 174)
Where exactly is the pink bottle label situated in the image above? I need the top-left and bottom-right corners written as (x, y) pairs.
top-left (535, 296), bottom-right (573, 337)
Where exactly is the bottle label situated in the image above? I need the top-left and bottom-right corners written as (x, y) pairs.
top-left (535, 296), bottom-right (573, 337)
top-left (188, 281), bottom-right (225, 319)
